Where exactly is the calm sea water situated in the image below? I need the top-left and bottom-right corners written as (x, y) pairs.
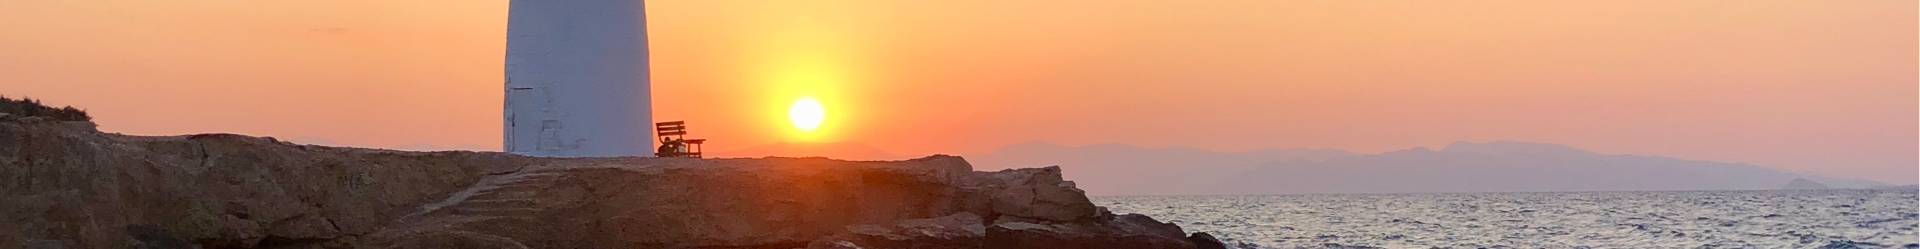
top-left (1095, 189), bottom-right (1918, 249)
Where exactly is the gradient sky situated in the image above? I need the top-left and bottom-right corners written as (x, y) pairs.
top-left (1, 1), bottom-right (1913, 183)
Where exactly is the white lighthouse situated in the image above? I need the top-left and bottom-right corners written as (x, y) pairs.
top-left (504, 0), bottom-right (653, 157)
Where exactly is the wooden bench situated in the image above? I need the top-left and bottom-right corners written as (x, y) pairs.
top-left (655, 121), bottom-right (706, 158)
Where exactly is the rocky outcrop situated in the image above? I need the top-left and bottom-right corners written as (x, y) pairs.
top-left (805, 212), bottom-right (987, 249)
top-left (984, 213), bottom-right (1196, 249)
top-left (973, 167), bottom-right (1099, 222)
top-left (363, 156), bottom-right (1201, 249)
top-left (0, 116), bottom-right (1212, 248)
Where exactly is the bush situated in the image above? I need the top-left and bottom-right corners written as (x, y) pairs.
top-left (0, 96), bottom-right (91, 122)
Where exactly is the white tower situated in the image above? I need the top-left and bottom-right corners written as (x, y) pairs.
top-left (504, 0), bottom-right (653, 157)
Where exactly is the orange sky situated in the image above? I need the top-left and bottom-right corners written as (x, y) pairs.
top-left (0, 1), bottom-right (1913, 183)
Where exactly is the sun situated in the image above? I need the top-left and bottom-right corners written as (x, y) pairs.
top-left (789, 97), bottom-right (825, 131)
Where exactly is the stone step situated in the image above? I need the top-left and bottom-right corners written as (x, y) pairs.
top-left (451, 206), bottom-right (545, 216)
top-left (456, 199), bottom-right (546, 209)
top-left (495, 180), bottom-right (556, 188)
top-left (478, 183), bottom-right (553, 193)
top-left (512, 171), bottom-right (565, 178)
top-left (498, 174), bottom-right (564, 183)
top-left (492, 180), bottom-right (558, 189)
top-left (468, 188), bottom-right (547, 200)
top-left (447, 216), bottom-right (544, 231)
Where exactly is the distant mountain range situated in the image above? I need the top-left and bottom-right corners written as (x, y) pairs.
top-left (1780, 178), bottom-right (1832, 190)
top-left (1774, 178), bottom-right (1835, 189)
top-left (1872, 184), bottom-right (1920, 190)
top-left (963, 141), bottom-right (1890, 196)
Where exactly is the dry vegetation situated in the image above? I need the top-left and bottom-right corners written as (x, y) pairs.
top-left (0, 96), bottom-right (90, 122)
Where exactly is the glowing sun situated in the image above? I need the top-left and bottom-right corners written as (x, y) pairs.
top-left (789, 97), bottom-right (825, 131)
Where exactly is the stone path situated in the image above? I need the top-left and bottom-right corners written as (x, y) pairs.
top-left (405, 166), bottom-right (570, 220)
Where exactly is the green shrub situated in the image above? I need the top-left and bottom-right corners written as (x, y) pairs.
top-left (0, 96), bottom-right (91, 122)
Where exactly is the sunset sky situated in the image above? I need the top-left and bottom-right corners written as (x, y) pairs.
top-left (0, 1), bottom-right (1913, 183)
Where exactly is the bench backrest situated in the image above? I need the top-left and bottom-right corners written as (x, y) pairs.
top-left (656, 121), bottom-right (686, 136)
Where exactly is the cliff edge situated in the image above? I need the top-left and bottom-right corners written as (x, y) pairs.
top-left (0, 115), bottom-right (1220, 249)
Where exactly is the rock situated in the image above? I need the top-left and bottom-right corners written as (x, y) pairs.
top-left (805, 212), bottom-right (986, 249)
top-left (23, 239), bottom-right (69, 249)
top-left (361, 155), bottom-right (1132, 248)
top-left (124, 225), bottom-right (191, 249)
top-left (1290, 244), bottom-right (1385, 249)
top-left (978, 166), bottom-right (1100, 222)
top-left (381, 231), bottom-right (529, 249)
top-left (984, 213), bottom-right (1196, 249)
top-left (0, 119), bottom-right (534, 248)
top-left (0, 117), bottom-right (1202, 249)
top-left (1188, 232), bottom-right (1226, 249)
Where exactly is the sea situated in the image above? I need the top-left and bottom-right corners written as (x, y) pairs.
top-left (1095, 189), bottom-right (1919, 249)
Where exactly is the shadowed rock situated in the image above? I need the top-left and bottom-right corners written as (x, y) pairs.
top-left (984, 213), bottom-right (1195, 249)
top-left (1188, 232), bottom-right (1226, 249)
top-left (806, 212), bottom-right (987, 249)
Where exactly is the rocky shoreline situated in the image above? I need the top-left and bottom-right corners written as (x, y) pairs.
top-left (0, 114), bottom-right (1226, 249)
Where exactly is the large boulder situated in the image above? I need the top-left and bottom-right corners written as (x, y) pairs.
top-left (362, 155), bottom-right (1135, 248)
top-left (805, 210), bottom-right (1209, 249)
top-left (381, 231), bottom-right (528, 249)
top-left (806, 212), bottom-right (987, 249)
top-left (984, 214), bottom-right (1197, 249)
top-left (970, 166), bottom-right (1099, 222)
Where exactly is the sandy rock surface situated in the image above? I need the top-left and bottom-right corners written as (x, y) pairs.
top-left (0, 116), bottom-right (528, 248)
top-left (0, 117), bottom-right (1220, 249)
